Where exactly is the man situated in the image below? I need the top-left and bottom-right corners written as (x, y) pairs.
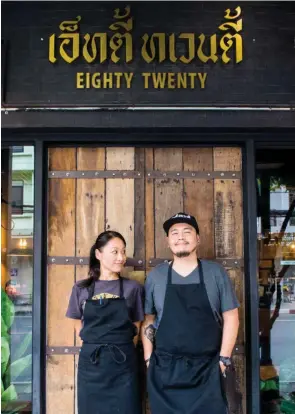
top-left (5, 280), bottom-right (20, 302)
top-left (141, 212), bottom-right (240, 414)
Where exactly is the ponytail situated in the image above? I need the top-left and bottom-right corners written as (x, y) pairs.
top-left (77, 230), bottom-right (126, 289)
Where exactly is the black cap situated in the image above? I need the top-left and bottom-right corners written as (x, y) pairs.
top-left (163, 212), bottom-right (199, 235)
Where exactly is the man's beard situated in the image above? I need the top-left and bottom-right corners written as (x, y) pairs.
top-left (174, 245), bottom-right (197, 258)
top-left (175, 251), bottom-right (191, 258)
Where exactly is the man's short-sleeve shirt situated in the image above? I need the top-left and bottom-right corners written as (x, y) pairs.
top-left (144, 260), bottom-right (239, 328)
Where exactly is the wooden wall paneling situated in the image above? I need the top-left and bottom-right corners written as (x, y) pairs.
top-left (183, 148), bottom-right (214, 259)
top-left (213, 147), bottom-right (242, 173)
top-left (145, 148), bottom-right (155, 274)
top-left (154, 148), bottom-right (183, 258)
top-left (47, 355), bottom-right (75, 414)
top-left (130, 147), bottom-right (145, 285)
top-left (47, 148), bottom-right (76, 414)
top-left (76, 148), bottom-right (106, 257)
top-left (106, 148), bottom-right (135, 275)
top-left (144, 148), bottom-right (155, 414)
top-left (213, 147), bottom-right (245, 414)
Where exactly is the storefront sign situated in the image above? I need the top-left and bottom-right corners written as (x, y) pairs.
top-left (48, 5), bottom-right (242, 90)
top-left (2, 2), bottom-right (294, 106)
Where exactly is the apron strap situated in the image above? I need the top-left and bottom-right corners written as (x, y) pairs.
top-left (168, 259), bottom-right (204, 285)
top-left (198, 259), bottom-right (205, 285)
top-left (168, 262), bottom-right (173, 285)
top-left (119, 276), bottom-right (124, 298)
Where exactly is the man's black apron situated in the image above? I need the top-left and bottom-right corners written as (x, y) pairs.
top-left (78, 277), bottom-right (141, 414)
top-left (147, 260), bottom-right (228, 414)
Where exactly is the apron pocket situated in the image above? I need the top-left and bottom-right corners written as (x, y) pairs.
top-left (154, 352), bottom-right (213, 389)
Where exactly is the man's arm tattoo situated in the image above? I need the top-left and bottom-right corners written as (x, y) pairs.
top-left (144, 324), bottom-right (155, 343)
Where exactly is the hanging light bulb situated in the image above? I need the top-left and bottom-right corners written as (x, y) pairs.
top-left (19, 239), bottom-right (28, 248)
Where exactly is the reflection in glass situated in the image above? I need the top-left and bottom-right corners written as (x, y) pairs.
top-left (1, 146), bottom-right (34, 414)
top-left (257, 149), bottom-right (295, 414)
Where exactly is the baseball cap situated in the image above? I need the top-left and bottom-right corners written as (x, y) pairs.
top-left (163, 212), bottom-right (200, 235)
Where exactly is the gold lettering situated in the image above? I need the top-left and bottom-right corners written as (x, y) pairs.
top-left (219, 7), bottom-right (243, 64)
top-left (59, 16), bottom-right (81, 32)
top-left (177, 73), bottom-right (187, 89)
top-left (103, 72), bottom-right (113, 88)
top-left (49, 34), bottom-right (57, 63)
top-left (188, 73), bottom-right (197, 89)
top-left (179, 34), bottom-right (195, 64)
top-left (167, 73), bottom-right (176, 89)
top-left (141, 34), bottom-right (166, 63)
top-left (114, 72), bottom-right (123, 88)
top-left (142, 73), bottom-right (151, 88)
top-left (76, 72), bottom-right (84, 88)
top-left (109, 6), bottom-right (133, 63)
top-left (58, 16), bottom-right (81, 64)
top-left (92, 73), bottom-right (101, 88)
top-left (109, 33), bottom-right (133, 63)
top-left (124, 72), bottom-right (134, 88)
top-left (152, 73), bottom-right (167, 89)
top-left (169, 34), bottom-right (195, 64)
top-left (224, 6), bottom-right (242, 20)
top-left (85, 72), bottom-right (90, 89)
top-left (169, 34), bottom-right (177, 63)
top-left (197, 34), bottom-right (218, 63)
top-left (109, 6), bottom-right (133, 31)
top-left (83, 33), bottom-right (107, 63)
top-left (198, 73), bottom-right (207, 89)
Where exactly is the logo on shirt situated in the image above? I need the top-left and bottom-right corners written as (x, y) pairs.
top-left (92, 293), bottom-right (119, 300)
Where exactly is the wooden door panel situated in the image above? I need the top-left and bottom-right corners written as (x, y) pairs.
top-left (154, 148), bottom-right (183, 258)
top-left (46, 146), bottom-right (246, 414)
top-left (47, 148), bottom-right (77, 414)
top-left (76, 148), bottom-right (105, 257)
top-left (183, 148), bottom-right (214, 258)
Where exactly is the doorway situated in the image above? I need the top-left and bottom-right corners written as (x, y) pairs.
top-left (45, 146), bottom-right (245, 414)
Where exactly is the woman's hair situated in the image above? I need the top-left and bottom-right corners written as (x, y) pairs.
top-left (78, 231), bottom-right (126, 288)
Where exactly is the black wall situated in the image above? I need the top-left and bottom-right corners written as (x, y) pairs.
top-left (2, 1), bottom-right (295, 129)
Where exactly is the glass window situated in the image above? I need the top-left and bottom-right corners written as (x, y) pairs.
top-left (257, 149), bottom-right (295, 414)
top-left (1, 146), bottom-right (34, 414)
top-left (11, 182), bottom-right (24, 215)
top-left (12, 146), bottom-right (24, 153)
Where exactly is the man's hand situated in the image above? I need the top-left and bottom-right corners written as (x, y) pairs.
top-left (219, 361), bottom-right (226, 376)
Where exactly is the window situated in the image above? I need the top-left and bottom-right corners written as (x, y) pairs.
top-left (1, 146), bottom-right (34, 414)
top-left (256, 149), bottom-right (295, 414)
top-left (12, 182), bottom-right (24, 215)
top-left (12, 146), bottom-right (24, 153)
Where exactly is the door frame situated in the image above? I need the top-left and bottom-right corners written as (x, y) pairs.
top-left (3, 131), bottom-right (295, 414)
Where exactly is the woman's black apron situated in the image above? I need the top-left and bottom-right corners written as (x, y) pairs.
top-left (78, 277), bottom-right (141, 414)
top-left (147, 260), bottom-right (228, 414)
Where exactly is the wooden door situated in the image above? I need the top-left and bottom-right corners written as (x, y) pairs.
top-left (46, 147), bottom-right (245, 414)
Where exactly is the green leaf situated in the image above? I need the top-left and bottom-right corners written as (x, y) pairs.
top-left (14, 333), bottom-right (32, 360)
top-left (7, 355), bottom-right (32, 381)
top-left (1, 289), bottom-right (15, 330)
top-left (1, 316), bottom-right (10, 342)
top-left (1, 384), bottom-right (18, 401)
top-left (1, 337), bottom-right (10, 375)
top-left (1, 379), bottom-right (4, 394)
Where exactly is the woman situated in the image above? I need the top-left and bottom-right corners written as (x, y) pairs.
top-left (66, 231), bottom-right (144, 414)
